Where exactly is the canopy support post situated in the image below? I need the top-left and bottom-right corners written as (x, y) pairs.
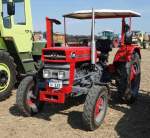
top-left (121, 17), bottom-right (125, 46)
top-left (91, 8), bottom-right (96, 65)
top-left (64, 17), bottom-right (67, 46)
top-left (129, 17), bottom-right (132, 32)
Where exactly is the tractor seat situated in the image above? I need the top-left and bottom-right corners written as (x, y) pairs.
top-left (96, 39), bottom-right (113, 54)
top-left (125, 32), bottom-right (133, 45)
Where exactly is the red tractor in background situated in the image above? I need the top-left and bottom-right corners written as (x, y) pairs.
top-left (16, 9), bottom-right (141, 131)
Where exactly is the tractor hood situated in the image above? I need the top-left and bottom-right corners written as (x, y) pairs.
top-left (42, 47), bottom-right (91, 63)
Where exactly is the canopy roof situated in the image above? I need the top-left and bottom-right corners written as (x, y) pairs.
top-left (63, 9), bottom-right (141, 19)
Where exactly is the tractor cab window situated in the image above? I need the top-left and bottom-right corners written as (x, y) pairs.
top-left (2, 1), bottom-right (11, 28)
top-left (14, 0), bottom-right (26, 25)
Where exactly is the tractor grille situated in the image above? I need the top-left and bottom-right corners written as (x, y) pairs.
top-left (44, 50), bottom-right (66, 60)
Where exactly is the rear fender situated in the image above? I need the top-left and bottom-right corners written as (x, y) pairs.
top-left (113, 45), bottom-right (141, 63)
top-left (0, 38), bottom-right (7, 50)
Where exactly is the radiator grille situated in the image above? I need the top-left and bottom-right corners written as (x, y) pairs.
top-left (44, 50), bottom-right (66, 60)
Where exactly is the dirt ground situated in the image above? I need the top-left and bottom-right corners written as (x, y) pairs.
top-left (0, 49), bottom-right (150, 138)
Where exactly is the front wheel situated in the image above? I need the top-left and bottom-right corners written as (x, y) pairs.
top-left (16, 76), bottom-right (44, 116)
top-left (82, 86), bottom-right (108, 131)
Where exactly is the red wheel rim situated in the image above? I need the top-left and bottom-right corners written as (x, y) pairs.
top-left (130, 62), bottom-right (138, 81)
top-left (26, 83), bottom-right (39, 113)
top-left (94, 97), bottom-right (104, 121)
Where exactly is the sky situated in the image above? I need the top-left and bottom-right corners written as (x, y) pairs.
top-left (31, 0), bottom-right (150, 35)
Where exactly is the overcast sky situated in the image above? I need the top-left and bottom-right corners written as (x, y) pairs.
top-left (31, 0), bottom-right (149, 35)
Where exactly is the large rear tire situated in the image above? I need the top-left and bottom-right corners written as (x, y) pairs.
top-left (16, 76), bottom-right (44, 116)
top-left (82, 86), bottom-right (108, 131)
top-left (116, 52), bottom-right (141, 103)
top-left (0, 52), bottom-right (16, 101)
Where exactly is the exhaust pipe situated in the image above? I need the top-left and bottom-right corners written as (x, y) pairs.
top-left (91, 8), bottom-right (96, 65)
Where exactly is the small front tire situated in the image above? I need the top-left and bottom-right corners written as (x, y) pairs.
top-left (82, 86), bottom-right (108, 131)
top-left (16, 76), bottom-right (44, 116)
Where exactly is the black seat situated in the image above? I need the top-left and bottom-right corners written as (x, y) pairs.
top-left (125, 32), bottom-right (133, 45)
top-left (124, 23), bottom-right (133, 45)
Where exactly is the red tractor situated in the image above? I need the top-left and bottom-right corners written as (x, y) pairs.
top-left (16, 9), bottom-right (141, 131)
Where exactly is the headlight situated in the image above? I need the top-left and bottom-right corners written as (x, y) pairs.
top-left (43, 69), bottom-right (66, 79)
top-left (58, 71), bottom-right (65, 80)
top-left (43, 69), bottom-right (50, 78)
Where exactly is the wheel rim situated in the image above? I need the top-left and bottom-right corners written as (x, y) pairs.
top-left (26, 83), bottom-right (39, 113)
top-left (94, 96), bottom-right (105, 123)
top-left (0, 63), bottom-right (11, 93)
top-left (130, 60), bottom-right (140, 96)
top-left (130, 62), bottom-right (139, 81)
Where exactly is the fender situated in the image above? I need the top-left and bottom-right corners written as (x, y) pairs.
top-left (0, 38), bottom-right (7, 50)
top-left (114, 44), bottom-right (141, 63)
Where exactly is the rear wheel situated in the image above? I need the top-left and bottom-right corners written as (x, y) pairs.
top-left (116, 52), bottom-right (141, 103)
top-left (16, 76), bottom-right (44, 116)
top-left (0, 52), bottom-right (16, 101)
top-left (82, 86), bottom-right (108, 131)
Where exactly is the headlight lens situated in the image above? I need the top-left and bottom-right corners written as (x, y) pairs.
top-left (43, 69), bottom-right (50, 78)
top-left (58, 71), bottom-right (65, 79)
top-left (43, 69), bottom-right (65, 79)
